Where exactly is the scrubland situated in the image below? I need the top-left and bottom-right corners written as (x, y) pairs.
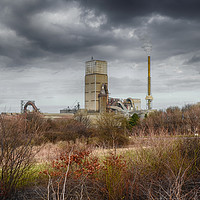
top-left (0, 104), bottom-right (200, 199)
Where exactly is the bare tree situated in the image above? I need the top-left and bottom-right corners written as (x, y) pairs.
top-left (96, 113), bottom-right (129, 151)
top-left (0, 114), bottom-right (40, 199)
top-left (74, 112), bottom-right (91, 129)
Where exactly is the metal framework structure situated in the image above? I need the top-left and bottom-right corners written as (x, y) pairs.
top-left (20, 100), bottom-right (39, 113)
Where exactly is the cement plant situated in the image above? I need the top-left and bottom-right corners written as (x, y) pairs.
top-left (62, 53), bottom-right (152, 118)
top-left (1, 53), bottom-right (154, 119)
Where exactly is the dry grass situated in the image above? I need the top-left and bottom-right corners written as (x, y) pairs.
top-left (33, 135), bottom-right (179, 163)
top-left (10, 134), bottom-right (200, 199)
top-left (33, 143), bottom-right (61, 163)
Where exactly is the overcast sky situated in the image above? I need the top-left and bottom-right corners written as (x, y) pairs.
top-left (0, 0), bottom-right (200, 113)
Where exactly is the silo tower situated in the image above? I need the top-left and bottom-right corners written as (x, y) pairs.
top-left (85, 58), bottom-right (108, 112)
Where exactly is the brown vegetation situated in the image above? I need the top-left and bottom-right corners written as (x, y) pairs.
top-left (133, 104), bottom-right (200, 136)
top-left (0, 114), bottom-right (43, 199)
top-left (0, 104), bottom-right (200, 199)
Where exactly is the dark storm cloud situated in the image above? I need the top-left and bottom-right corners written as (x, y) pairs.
top-left (76, 0), bottom-right (200, 64)
top-left (77, 0), bottom-right (200, 26)
top-left (185, 55), bottom-right (200, 64)
top-left (147, 18), bottom-right (200, 60)
top-left (0, 1), bottom-right (91, 67)
top-left (0, 0), bottom-right (199, 69)
top-left (0, 0), bottom-right (119, 68)
top-left (0, 0), bottom-right (57, 67)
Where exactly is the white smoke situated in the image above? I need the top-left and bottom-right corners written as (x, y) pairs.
top-left (136, 28), bottom-right (152, 56)
top-left (142, 40), bottom-right (152, 56)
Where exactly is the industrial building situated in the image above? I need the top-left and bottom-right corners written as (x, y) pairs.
top-left (84, 58), bottom-right (141, 115)
top-left (85, 58), bottom-right (108, 112)
top-left (107, 98), bottom-right (141, 114)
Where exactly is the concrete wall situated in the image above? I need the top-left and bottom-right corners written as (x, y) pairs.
top-left (85, 74), bottom-right (108, 111)
top-left (86, 60), bottom-right (107, 75)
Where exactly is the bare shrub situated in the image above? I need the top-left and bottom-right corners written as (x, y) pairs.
top-left (44, 119), bottom-right (92, 144)
top-left (134, 104), bottom-right (200, 136)
top-left (100, 153), bottom-right (129, 200)
top-left (0, 115), bottom-right (39, 199)
top-left (31, 136), bottom-right (200, 200)
top-left (41, 148), bottom-right (103, 200)
top-left (95, 113), bottom-right (129, 150)
top-left (127, 137), bottom-right (200, 199)
top-left (74, 112), bottom-right (91, 129)
top-left (25, 112), bottom-right (49, 145)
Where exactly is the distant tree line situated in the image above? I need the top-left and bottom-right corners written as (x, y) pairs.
top-left (132, 104), bottom-right (200, 136)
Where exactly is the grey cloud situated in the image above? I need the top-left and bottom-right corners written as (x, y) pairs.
top-left (109, 76), bottom-right (146, 94)
top-left (0, 0), bottom-right (119, 68)
top-left (0, 1), bottom-right (74, 67)
top-left (76, 0), bottom-right (200, 27)
top-left (0, 0), bottom-right (199, 69)
top-left (165, 76), bottom-right (200, 91)
top-left (141, 17), bottom-right (200, 61)
top-left (0, 0), bottom-right (199, 112)
top-left (185, 55), bottom-right (200, 64)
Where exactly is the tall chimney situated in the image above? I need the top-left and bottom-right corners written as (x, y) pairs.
top-left (145, 55), bottom-right (153, 109)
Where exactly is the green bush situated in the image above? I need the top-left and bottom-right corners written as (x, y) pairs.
top-left (129, 113), bottom-right (140, 127)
